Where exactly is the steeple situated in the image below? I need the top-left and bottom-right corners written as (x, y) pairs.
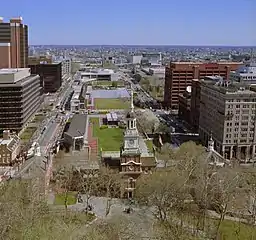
top-left (130, 90), bottom-right (134, 113)
top-left (208, 132), bottom-right (214, 152)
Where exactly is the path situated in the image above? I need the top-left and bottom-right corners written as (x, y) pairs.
top-left (87, 122), bottom-right (98, 161)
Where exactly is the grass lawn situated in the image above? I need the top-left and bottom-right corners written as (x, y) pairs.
top-left (33, 114), bottom-right (45, 123)
top-left (145, 140), bottom-right (154, 153)
top-left (211, 219), bottom-right (256, 240)
top-left (20, 127), bottom-right (37, 142)
top-left (54, 192), bottom-right (77, 205)
top-left (182, 212), bottom-right (256, 240)
top-left (90, 117), bottom-right (123, 151)
top-left (93, 80), bottom-right (124, 86)
top-left (94, 98), bottom-right (130, 109)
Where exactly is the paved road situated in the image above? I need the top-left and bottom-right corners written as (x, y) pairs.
top-left (68, 196), bottom-right (155, 239)
top-left (39, 121), bottom-right (59, 154)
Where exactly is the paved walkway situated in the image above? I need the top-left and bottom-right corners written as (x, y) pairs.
top-left (47, 191), bottom-right (55, 204)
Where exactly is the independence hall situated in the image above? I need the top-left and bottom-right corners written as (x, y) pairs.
top-left (0, 68), bottom-right (41, 135)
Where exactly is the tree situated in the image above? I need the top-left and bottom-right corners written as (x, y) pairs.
top-left (245, 171), bottom-right (256, 225)
top-left (207, 168), bottom-right (242, 239)
top-left (98, 167), bottom-right (121, 216)
top-left (53, 167), bottom-right (74, 213)
top-left (134, 73), bottom-right (142, 83)
top-left (111, 81), bottom-right (118, 88)
top-left (74, 169), bottom-right (99, 212)
top-left (135, 169), bottom-right (196, 239)
top-left (135, 142), bottom-right (210, 239)
top-left (158, 143), bottom-right (175, 168)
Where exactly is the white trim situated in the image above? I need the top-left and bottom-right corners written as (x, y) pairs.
top-left (0, 43), bottom-right (11, 47)
top-left (121, 160), bottom-right (141, 166)
top-left (10, 23), bottom-right (20, 27)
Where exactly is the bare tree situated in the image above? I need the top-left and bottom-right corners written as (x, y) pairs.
top-left (135, 169), bottom-right (191, 239)
top-left (53, 167), bottom-right (74, 213)
top-left (98, 167), bottom-right (121, 216)
top-left (75, 169), bottom-right (99, 212)
top-left (207, 168), bottom-right (242, 239)
top-left (158, 143), bottom-right (175, 168)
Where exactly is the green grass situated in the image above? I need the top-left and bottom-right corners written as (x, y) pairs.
top-left (213, 219), bottom-right (256, 240)
top-left (145, 140), bottom-right (154, 153)
top-left (33, 114), bottom-right (45, 123)
top-left (94, 98), bottom-right (130, 109)
top-left (93, 80), bottom-right (124, 86)
top-left (54, 192), bottom-right (77, 205)
top-left (20, 127), bottom-right (37, 142)
top-left (90, 117), bottom-right (123, 151)
top-left (181, 212), bottom-right (256, 240)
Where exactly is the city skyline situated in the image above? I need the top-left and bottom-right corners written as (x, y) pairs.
top-left (2, 0), bottom-right (255, 46)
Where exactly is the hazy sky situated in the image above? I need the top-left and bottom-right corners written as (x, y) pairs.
top-left (2, 0), bottom-right (256, 45)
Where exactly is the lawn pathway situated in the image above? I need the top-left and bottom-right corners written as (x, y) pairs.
top-left (87, 120), bottom-right (98, 160)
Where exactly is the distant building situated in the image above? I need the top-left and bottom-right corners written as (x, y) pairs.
top-left (178, 86), bottom-right (191, 124)
top-left (164, 62), bottom-right (241, 109)
top-left (29, 62), bottom-right (62, 93)
top-left (230, 63), bottom-right (256, 84)
top-left (0, 130), bottom-right (20, 166)
top-left (190, 79), bottom-right (201, 130)
top-left (0, 17), bottom-right (28, 68)
top-left (0, 68), bottom-right (41, 134)
top-left (70, 84), bottom-right (84, 112)
top-left (61, 59), bottom-right (71, 75)
top-left (80, 68), bottom-right (118, 81)
top-left (142, 53), bottom-right (162, 66)
top-left (199, 78), bottom-right (256, 162)
top-left (128, 55), bottom-right (143, 65)
top-left (148, 67), bottom-right (165, 77)
top-left (28, 55), bottom-right (52, 65)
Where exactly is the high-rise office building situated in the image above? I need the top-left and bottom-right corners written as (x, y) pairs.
top-left (29, 62), bottom-right (62, 93)
top-left (0, 17), bottom-right (28, 69)
top-left (0, 68), bottom-right (41, 134)
top-left (199, 78), bottom-right (256, 162)
top-left (164, 62), bottom-right (241, 109)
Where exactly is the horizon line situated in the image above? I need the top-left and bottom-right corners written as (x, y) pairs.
top-left (29, 44), bottom-right (256, 47)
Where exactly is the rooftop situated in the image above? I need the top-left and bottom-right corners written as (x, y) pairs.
top-left (65, 114), bottom-right (87, 138)
top-left (0, 68), bottom-right (27, 74)
top-left (91, 88), bottom-right (130, 98)
top-left (233, 64), bottom-right (256, 75)
top-left (81, 68), bottom-right (114, 75)
top-left (106, 112), bottom-right (118, 121)
top-left (202, 78), bottom-right (256, 95)
top-left (0, 68), bottom-right (35, 85)
top-left (0, 135), bottom-right (20, 151)
top-left (171, 61), bottom-right (242, 65)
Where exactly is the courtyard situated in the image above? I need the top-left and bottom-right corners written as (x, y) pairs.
top-left (90, 117), bottom-right (123, 151)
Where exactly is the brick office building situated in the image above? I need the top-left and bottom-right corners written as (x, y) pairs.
top-left (0, 17), bottom-right (28, 69)
top-left (164, 62), bottom-right (241, 109)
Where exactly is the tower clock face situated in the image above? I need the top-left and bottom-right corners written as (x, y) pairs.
top-left (128, 165), bottom-right (134, 171)
top-left (128, 139), bottom-right (134, 147)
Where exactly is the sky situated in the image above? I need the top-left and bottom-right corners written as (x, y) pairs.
top-left (2, 0), bottom-right (256, 46)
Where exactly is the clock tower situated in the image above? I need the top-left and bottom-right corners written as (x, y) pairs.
top-left (120, 90), bottom-right (141, 198)
top-left (122, 90), bottom-right (140, 154)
